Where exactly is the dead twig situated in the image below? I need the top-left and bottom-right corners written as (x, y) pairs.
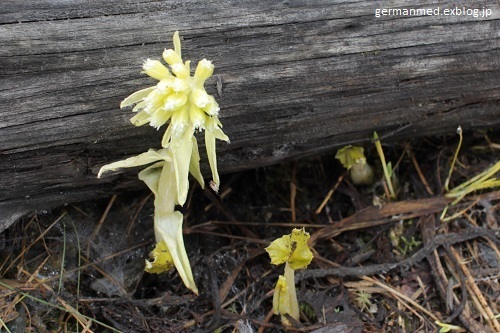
top-left (299, 226), bottom-right (498, 280)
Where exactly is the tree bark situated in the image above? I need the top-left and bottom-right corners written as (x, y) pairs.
top-left (1, 0), bottom-right (499, 231)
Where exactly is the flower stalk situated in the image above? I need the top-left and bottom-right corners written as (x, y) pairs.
top-left (373, 131), bottom-right (397, 199)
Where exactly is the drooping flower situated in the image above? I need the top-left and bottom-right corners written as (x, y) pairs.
top-left (266, 228), bottom-right (314, 270)
top-left (120, 31), bottom-right (229, 203)
top-left (335, 145), bottom-right (374, 185)
top-left (266, 228), bottom-right (313, 325)
top-left (145, 240), bottom-right (174, 273)
top-left (98, 147), bottom-right (202, 294)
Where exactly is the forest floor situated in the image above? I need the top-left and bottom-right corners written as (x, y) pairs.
top-left (1, 129), bottom-right (499, 333)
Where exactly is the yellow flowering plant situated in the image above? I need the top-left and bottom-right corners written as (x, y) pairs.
top-left (335, 145), bottom-right (374, 186)
top-left (98, 32), bottom-right (229, 295)
top-left (265, 228), bottom-right (313, 325)
top-left (120, 31), bottom-right (229, 201)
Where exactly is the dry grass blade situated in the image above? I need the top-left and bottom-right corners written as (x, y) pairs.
top-left (449, 247), bottom-right (500, 332)
top-left (363, 276), bottom-right (439, 322)
top-left (315, 173), bottom-right (346, 214)
top-left (86, 194), bottom-right (117, 255)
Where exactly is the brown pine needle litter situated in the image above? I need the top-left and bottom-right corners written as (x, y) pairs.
top-left (1, 131), bottom-right (499, 332)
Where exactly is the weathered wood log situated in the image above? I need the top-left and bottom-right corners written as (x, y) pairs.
top-left (1, 0), bottom-right (499, 232)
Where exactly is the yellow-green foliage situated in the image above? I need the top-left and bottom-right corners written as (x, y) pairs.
top-left (266, 229), bottom-right (313, 325)
top-left (335, 145), bottom-right (374, 185)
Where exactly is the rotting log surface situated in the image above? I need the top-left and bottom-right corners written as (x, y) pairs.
top-left (1, 1), bottom-right (499, 231)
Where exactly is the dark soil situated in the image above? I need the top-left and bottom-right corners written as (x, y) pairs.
top-left (1, 130), bottom-right (499, 333)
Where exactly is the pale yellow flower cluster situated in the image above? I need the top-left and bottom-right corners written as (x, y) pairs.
top-left (98, 32), bottom-right (229, 294)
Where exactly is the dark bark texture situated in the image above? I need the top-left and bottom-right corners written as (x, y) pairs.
top-left (1, 1), bottom-right (499, 231)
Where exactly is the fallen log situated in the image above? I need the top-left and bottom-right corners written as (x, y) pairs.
top-left (1, 0), bottom-right (499, 232)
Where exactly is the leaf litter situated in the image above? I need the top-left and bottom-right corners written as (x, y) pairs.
top-left (0, 130), bottom-right (499, 332)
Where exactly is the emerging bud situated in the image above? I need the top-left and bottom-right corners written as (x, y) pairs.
top-left (194, 59), bottom-right (214, 84)
top-left (171, 61), bottom-right (190, 79)
top-left (192, 88), bottom-right (211, 108)
top-left (143, 59), bottom-right (171, 80)
top-left (189, 105), bottom-right (207, 129)
top-left (163, 93), bottom-right (188, 112)
top-left (162, 48), bottom-right (183, 66)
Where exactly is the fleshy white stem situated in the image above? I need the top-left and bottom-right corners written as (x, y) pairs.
top-left (284, 262), bottom-right (299, 321)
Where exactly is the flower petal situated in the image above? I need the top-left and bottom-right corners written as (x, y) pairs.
top-left (173, 31), bottom-right (181, 58)
top-left (162, 48), bottom-right (183, 66)
top-left (120, 86), bottom-right (155, 109)
top-left (273, 275), bottom-right (290, 315)
top-left (163, 93), bottom-right (188, 112)
top-left (156, 150), bottom-right (179, 208)
top-left (265, 228), bottom-right (313, 270)
top-left (205, 118), bottom-right (229, 188)
top-left (205, 128), bottom-right (220, 188)
top-left (193, 59), bottom-right (214, 86)
top-left (161, 122), bottom-right (174, 148)
top-left (335, 145), bottom-right (366, 170)
top-left (97, 149), bottom-right (167, 178)
top-left (132, 100), bottom-right (147, 112)
top-left (205, 126), bottom-right (220, 188)
top-left (189, 137), bottom-right (205, 188)
top-left (210, 122), bottom-right (229, 142)
top-left (130, 110), bottom-right (151, 126)
top-left (154, 211), bottom-right (198, 294)
top-left (202, 96), bottom-right (220, 116)
top-left (137, 161), bottom-right (164, 199)
top-left (192, 88), bottom-right (211, 108)
top-left (171, 125), bottom-right (194, 205)
top-left (145, 240), bottom-right (175, 273)
top-left (287, 229), bottom-right (313, 270)
top-left (266, 233), bottom-right (292, 266)
top-left (149, 108), bottom-right (173, 129)
top-left (170, 107), bottom-right (190, 139)
top-left (171, 60), bottom-right (190, 79)
top-left (188, 105), bottom-right (207, 129)
top-left (142, 59), bottom-right (171, 80)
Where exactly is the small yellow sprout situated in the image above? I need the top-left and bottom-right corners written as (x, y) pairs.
top-left (435, 320), bottom-right (463, 332)
top-left (273, 275), bottom-right (293, 317)
top-left (335, 146), bottom-right (374, 185)
top-left (145, 241), bottom-right (174, 273)
top-left (266, 228), bottom-right (313, 325)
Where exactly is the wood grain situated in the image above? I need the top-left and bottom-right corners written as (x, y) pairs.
top-left (1, 0), bottom-right (499, 231)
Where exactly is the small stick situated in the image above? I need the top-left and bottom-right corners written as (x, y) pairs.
top-left (315, 173), bottom-right (346, 215)
top-left (444, 126), bottom-right (463, 191)
top-left (407, 147), bottom-right (434, 196)
top-left (290, 182), bottom-right (297, 223)
top-left (86, 194), bottom-right (117, 255)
